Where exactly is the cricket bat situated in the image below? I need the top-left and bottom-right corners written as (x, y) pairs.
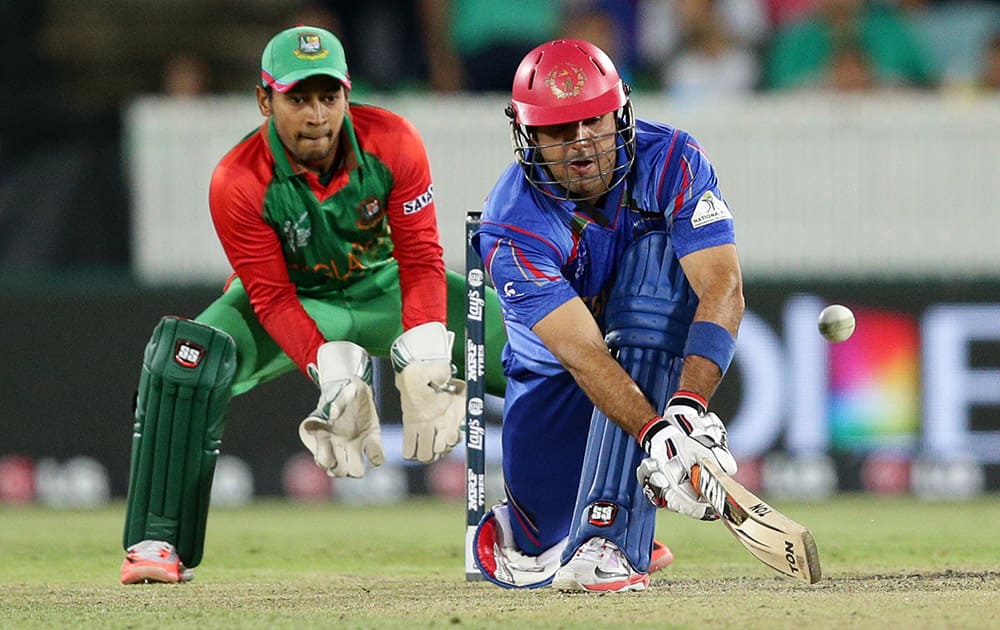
top-left (691, 457), bottom-right (822, 584)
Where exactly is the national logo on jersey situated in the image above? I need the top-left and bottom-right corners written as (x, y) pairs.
top-left (294, 34), bottom-right (329, 60)
top-left (174, 340), bottom-right (204, 368)
top-left (691, 190), bottom-right (733, 228)
top-left (356, 197), bottom-right (384, 229)
top-left (587, 501), bottom-right (619, 527)
top-left (546, 63), bottom-right (586, 99)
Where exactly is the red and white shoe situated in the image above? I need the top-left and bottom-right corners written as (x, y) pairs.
top-left (552, 537), bottom-right (649, 592)
top-left (120, 540), bottom-right (194, 585)
top-left (650, 539), bottom-right (674, 573)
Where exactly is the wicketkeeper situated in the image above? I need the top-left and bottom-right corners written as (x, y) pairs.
top-left (471, 38), bottom-right (744, 592)
top-left (119, 25), bottom-right (506, 584)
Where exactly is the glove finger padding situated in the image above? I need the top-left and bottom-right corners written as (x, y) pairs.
top-left (433, 379), bottom-right (465, 455)
top-left (363, 429), bottom-right (386, 467)
top-left (694, 413), bottom-right (738, 474)
top-left (299, 419), bottom-right (338, 469)
top-left (676, 432), bottom-right (738, 479)
top-left (396, 376), bottom-right (465, 464)
top-left (637, 456), bottom-right (717, 521)
top-left (299, 375), bottom-right (384, 478)
top-left (397, 369), bottom-right (465, 462)
top-left (397, 362), bottom-right (446, 459)
top-left (331, 441), bottom-right (356, 478)
top-left (401, 419), bottom-right (425, 463)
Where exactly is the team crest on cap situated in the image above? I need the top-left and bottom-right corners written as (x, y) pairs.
top-left (294, 34), bottom-right (329, 60)
top-left (545, 63), bottom-right (586, 99)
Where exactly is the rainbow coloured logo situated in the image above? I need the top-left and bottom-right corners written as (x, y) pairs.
top-left (828, 307), bottom-right (920, 452)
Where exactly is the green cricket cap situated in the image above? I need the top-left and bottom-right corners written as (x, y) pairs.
top-left (260, 25), bottom-right (351, 93)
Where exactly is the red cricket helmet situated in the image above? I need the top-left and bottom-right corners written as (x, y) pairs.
top-left (509, 39), bottom-right (629, 127)
top-left (506, 39), bottom-right (635, 201)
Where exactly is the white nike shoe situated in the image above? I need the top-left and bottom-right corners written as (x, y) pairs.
top-left (552, 537), bottom-right (649, 592)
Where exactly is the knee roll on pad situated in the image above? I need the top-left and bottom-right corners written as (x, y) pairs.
top-left (123, 316), bottom-right (237, 568)
top-left (604, 231), bottom-right (698, 355)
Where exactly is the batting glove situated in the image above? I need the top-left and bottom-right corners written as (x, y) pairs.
top-left (637, 421), bottom-right (718, 520)
top-left (662, 392), bottom-right (738, 474)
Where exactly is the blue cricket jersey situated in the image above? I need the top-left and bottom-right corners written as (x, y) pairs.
top-left (473, 119), bottom-right (736, 380)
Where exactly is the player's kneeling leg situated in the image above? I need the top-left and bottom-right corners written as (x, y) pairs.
top-left (122, 316), bottom-right (236, 583)
top-left (473, 502), bottom-right (567, 589)
top-left (555, 232), bottom-right (697, 593)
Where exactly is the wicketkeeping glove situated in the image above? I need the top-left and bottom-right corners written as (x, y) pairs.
top-left (299, 341), bottom-right (385, 478)
top-left (390, 322), bottom-right (465, 463)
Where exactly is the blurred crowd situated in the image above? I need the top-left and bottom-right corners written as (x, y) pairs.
top-left (6, 0), bottom-right (1000, 109)
top-left (0, 0), bottom-right (998, 271)
top-left (177, 0), bottom-right (1000, 99)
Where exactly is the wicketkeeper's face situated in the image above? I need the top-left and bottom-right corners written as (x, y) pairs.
top-left (258, 75), bottom-right (348, 173)
top-left (531, 112), bottom-right (619, 199)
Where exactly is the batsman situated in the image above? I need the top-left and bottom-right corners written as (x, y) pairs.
top-left (119, 25), bottom-right (506, 584)
top-left (471, 39), bottom-right (744, 591)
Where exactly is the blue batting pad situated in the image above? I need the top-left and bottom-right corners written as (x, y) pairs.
top-left (562, 231), bottom-right (696, 572)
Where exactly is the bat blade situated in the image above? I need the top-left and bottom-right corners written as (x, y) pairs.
top-left (692, 457), bottom-right (822, 584)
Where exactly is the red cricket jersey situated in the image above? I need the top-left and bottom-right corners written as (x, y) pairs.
top-left (208, 104), bottom-right (446, 374)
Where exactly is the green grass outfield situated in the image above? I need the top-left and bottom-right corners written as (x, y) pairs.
top-left (2, 496), bottom-right (999, 629)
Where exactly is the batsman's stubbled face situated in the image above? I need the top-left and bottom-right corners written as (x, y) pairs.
top-left (262, 75), bottom-right (347, 172)
top-left (533, 112), bottom-right (619, 199)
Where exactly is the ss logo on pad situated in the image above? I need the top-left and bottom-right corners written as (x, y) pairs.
top-left (174, 341), bottom-right (205, 368)
top-left (588, 501), bottom-right (619, 527)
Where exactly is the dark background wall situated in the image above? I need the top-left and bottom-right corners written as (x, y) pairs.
top-left (2, 277), bottom-right (999, 497)
top-left (0, 277), bottom-right (311, 496)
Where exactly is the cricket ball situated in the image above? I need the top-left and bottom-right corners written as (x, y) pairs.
top-left (817, 304), bottom-right (855, 343)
